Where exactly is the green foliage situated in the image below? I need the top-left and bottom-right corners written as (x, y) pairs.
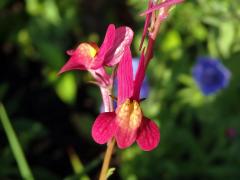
top-left (0, 0), bottom-right (240, 179)
top-left (55, 73), bottom-right (77, 105)
top-left (106, 167), bottom-right (116, 179)
top-left (0, 104), bottom-right (34, 180)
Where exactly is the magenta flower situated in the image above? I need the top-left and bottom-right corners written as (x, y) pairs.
top-left (58, 24), bottom-right (134, 73)
top-left (92, 48), bottom-right (160, 151)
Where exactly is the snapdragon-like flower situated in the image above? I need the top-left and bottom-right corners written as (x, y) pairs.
top-left (92, 48), bottom-right (160, 151)
top-left (58, 24), bottom-right (133, 88)
top-left (192, 57), bottom-right (231, 95)
top-left (59, 24), bottom-right (133, 73)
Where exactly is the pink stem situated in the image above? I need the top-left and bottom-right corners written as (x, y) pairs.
top-left (94, 68), bottom-right (115, 180)
top-left (100, 86), bottom-right (113, 112)
top-left (89, 67), bottom-right (114, 112)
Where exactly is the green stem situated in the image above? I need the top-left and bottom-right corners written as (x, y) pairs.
top-left (0, 103), bottom-right (34, 180)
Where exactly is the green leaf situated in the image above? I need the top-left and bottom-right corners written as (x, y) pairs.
top-left (162, 30), bottom-right (182, 52)
top-left (106, 167), bottom-right (116, 179)
top-left (43, 0), bottom-right (61, 25)
top-left (208, 31), bottom-right (219, 57)
top-left (161, 30), bottom-right (182, 60)
top-left (217, 22), bottom-right (234, 58)
top-left (55, 73), bottom-right (77, 105)
top-left (25, 0), bottom-right (42, 16)
top-left (68, 147), bottom-right (90, 180)
top-left (0, 103), bottom-right (34, 180)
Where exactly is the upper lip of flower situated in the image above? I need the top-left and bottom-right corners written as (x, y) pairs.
top-left (58, 24), bottom-right (134, 75)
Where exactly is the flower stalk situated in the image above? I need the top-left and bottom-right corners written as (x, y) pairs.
top-left (98, 71), bottom-right (115, 180)
top-left (99, 138), bottom-right (116, 180)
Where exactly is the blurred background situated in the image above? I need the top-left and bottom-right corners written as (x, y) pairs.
top-left (0, 0), bottom-right (240, 179)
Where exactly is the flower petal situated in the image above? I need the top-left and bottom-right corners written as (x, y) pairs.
top-left (58, 52), bottom-right (87, 75)
top-left (104, 26), bottom-right (134, 66)
top-left (115, 125), bottom-right (138, 149)
top-left (136, 117), bottom-right (160, 151)
top-left (58, 43), bottom-right (100, 74)
top-left (132, 51), bottom-right (146, 100)
top-left (92, 112), bottom-right (117, 144)
top-left (91, 24), bottom-right (116, 69)
top-left (117, 46), bottom-right (133, 105)
top-left (140, 0), bottom-right (184, 16)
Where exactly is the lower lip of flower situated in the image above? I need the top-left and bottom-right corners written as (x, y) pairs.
top-left (116, 99), bottom-right (142, 129)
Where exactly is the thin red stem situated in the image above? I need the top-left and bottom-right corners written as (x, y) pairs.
top-left (143, 2), bottom-right (170, 69)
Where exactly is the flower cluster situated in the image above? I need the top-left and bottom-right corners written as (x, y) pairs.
top-left (59, 24), bottom-right (160, 151)
top-left (58, 1), bottom-right (185, 151)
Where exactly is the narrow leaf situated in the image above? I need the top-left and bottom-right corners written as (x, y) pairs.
top-left (0, 103), bottom-right (34, 180)
top-left (67, 147), bottom-right (90, 180)
top-left (106, 167), bottom-right (116, 179)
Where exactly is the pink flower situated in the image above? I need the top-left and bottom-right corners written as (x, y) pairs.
top-left (58, 24), bottom-right (133, 74)
top-left (92, 47), bottom-right (160, 151)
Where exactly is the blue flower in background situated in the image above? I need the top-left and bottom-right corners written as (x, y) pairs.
top-left (192, 57), bottom-right (231, 95)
